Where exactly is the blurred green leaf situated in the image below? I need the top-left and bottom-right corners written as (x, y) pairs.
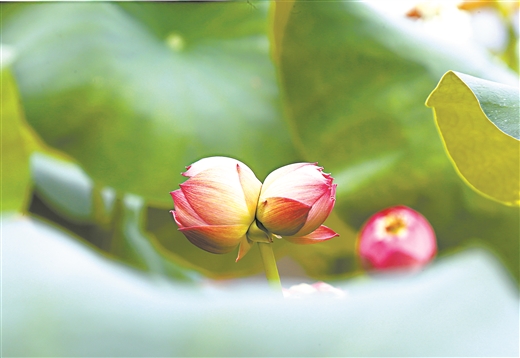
top-left (3, 215), bottom-right (518, 356)
top-left (285, 210), bottom-right (360, 279)
top-left (120, 194), bottom-right (198, 281)
top-left (147, 205), bottom-right (268, 279)
top-left (2, 2), bottom-right (298, 207)
top-left (273, 1), bottom-right (519, 278)
top-left (29, 152), bottom-right (197, 280)
top-left (0, 46), bottom-right (31, 212)
top-left (31, 152), bottom-right (99, 221)
top-left (426, 71), bottom-right (519, 206)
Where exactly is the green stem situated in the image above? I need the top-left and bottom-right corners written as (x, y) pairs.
top-left (257, 241), bottom-right (282, 293)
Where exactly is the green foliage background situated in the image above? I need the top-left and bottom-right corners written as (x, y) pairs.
top-left (1, 1), bottom-right (519, 356)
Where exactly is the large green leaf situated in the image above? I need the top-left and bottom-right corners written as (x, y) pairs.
top-left (426, 71), bottom-right (519, 206)
top-left (273, 0), bottom-right (519, 278)
top-left (2, 2), bottom-right (298, 207)
top-left (3, 215), bottom-right (518, 356)
top-left (0, 46), bottom-right (31, 212)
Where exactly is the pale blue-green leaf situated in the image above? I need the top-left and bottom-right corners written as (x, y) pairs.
top-left (3, 215), bottom-right (518, 356)
top-left (31, 152), bottom-right (94, 220)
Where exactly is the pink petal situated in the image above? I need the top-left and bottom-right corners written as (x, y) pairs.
top-left (260, 163), bottom-right (332, 207)
top-left (261, 162), bottom-right (312, 188)
top-left (362, 249), bottom-right (418, 270)
top-left (180, 168), bottom-right (256, 226)
top-left (170, 210), bottom-right (186, 230)
top-left (256, 197), bottom-right (311, 236)
top-left (236, 163), bottom-right (262, 218)
top-left (178, 224), bottom-right (248, 254)
top-left (283, 282), bottom-right (347, 299)
top-left (183, 156), bottom-right (246, 177)
top-left (283, 225), bottom-right (339, 244)
top-left (293, 184), bottom-right (336, 236)
top-left (170, 190), bottom-right (207, 227)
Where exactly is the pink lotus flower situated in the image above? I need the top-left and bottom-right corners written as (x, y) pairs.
top-left (357, 206), bottom-right (436, 271)
top-left (170, 157), bottom-right (338, 261)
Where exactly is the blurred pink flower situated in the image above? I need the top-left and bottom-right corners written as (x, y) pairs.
top-left (357, 205), bottom-right (437, 271)
top-left (283, 282), bottom-right (347, 299)
top-left (170, 157), bottom-right (338, 261)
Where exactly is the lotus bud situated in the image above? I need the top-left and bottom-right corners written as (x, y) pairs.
top-left (357, 205), bottom-right (437, 271)
top-left (170, 157), bottom-right (262, 259)
top-left (256, 163), bottom-right (338, 244)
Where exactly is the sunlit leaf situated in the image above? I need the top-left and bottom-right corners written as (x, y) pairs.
top-left (0, 45), bottom-right (31, 213)
top-left (3, 215), bottom-right (518, 356)
top-left (426, 71), bottom-right (519, 206)
top-left (2, 2), bottom-right (298, 207)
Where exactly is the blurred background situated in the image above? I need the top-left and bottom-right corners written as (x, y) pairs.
top-left (2, 0), bottom-right (519, 355)
top-left (3, 0), bottom-right (518, 281)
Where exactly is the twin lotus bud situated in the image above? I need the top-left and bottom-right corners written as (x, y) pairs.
top-left (170, 156), bottom-right (338, 261)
